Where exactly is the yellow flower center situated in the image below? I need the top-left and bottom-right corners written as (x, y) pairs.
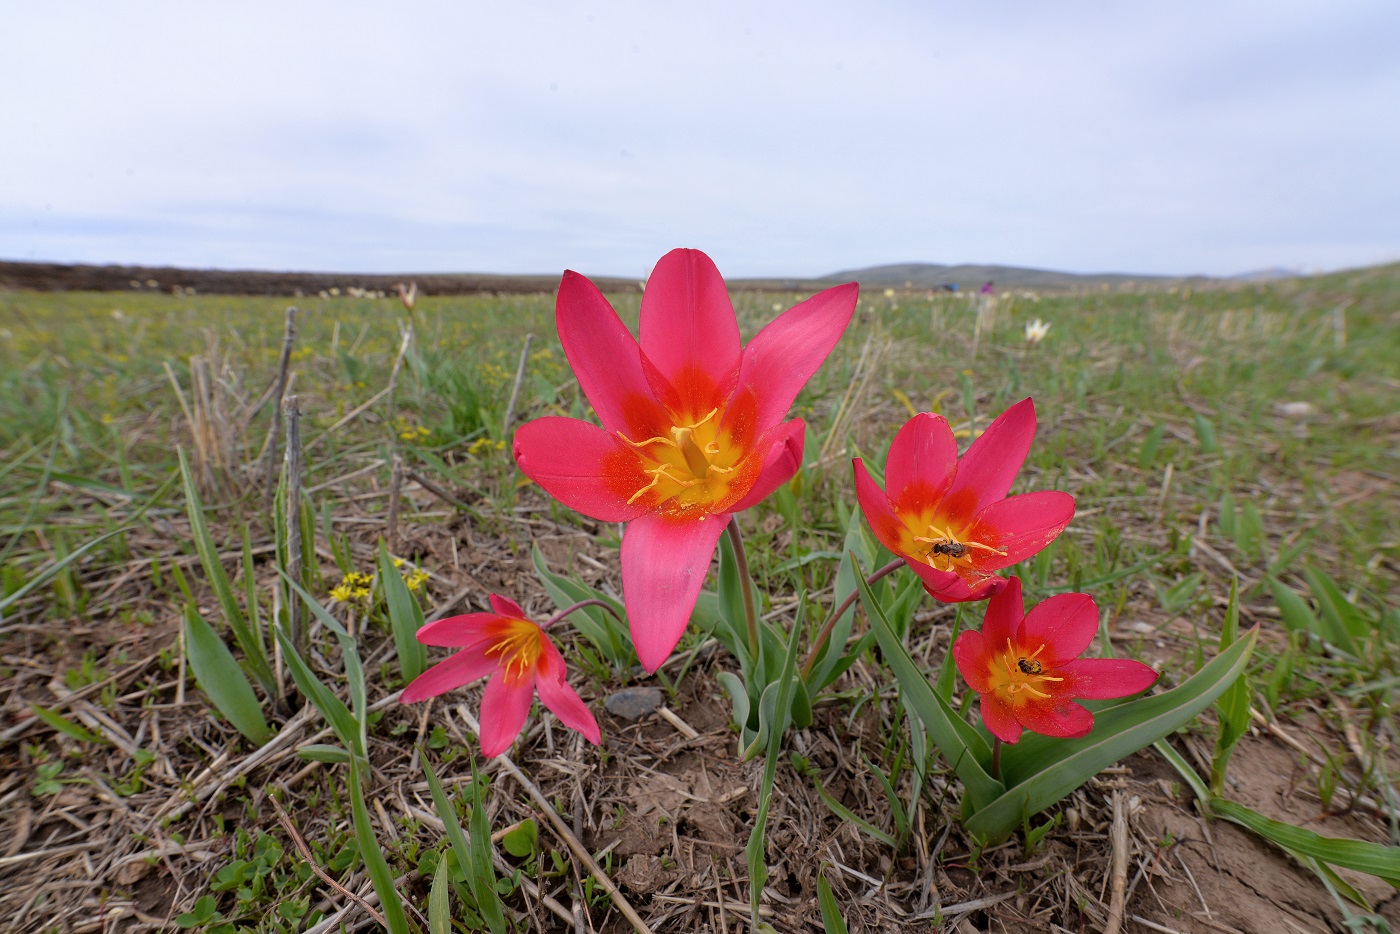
top-left (619, 407), bottom-right (747, 515)
top-left (486, 617), bottom-right (545, 686)
top-left (986, 639), bottom-right (1064, 700)
top-left (909, 523), bottom-right (1007, 572)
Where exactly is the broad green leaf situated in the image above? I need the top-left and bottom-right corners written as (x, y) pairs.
top-left (807, 518), bottom-right (875, 691)
top-left (862, 563), bottom-right (1003, 812)
top-left (1270, 578), bottom-right (1320, 637)
top-left (970, 627), bottom-right (1258, 839)
top-left (1304, 567), bottom-right (1370, 646)
top-left (183, 605), bottom-right (273, 746)
top-left (423, 754), bottom-right (476, 903)
top-left (817, 872), bottom-right (849, 934)
top-left (502, 818), bottom-right (538, 858)
top-left (349, 762), bottom-right (410, 934)
top-left (1195, 415), bottom-right (1219, 455)
top-left (429, 852), bottom-right (452, 934)
top-left (274, 625), bottom-right (360, 757)
top-left (0, 526), bottom-right (132, 617)
top-left (1212, 581), bottom-right (1250, 793)
top-left (279, 569), bottom-right (368, 754)
top-left (1210, 798), bottom-right (1400, 887)
top-left (178, 449), bottom-right (275, 695)
top-left (378, 542), bottom-right (428, 683)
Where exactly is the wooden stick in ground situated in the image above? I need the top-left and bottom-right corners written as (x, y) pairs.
top-left (283, 394), bottom-right (306, 663)
top-left (386, 453), bottom-right (403, 552)
top-left (455, 705), bottom-right (654, 934)
top-left (1104, 789), bottom-right (1130, 934)
top-left (262, 306), bottom-right (298, 506)
top-left (501, 332), bottom-right (533, 438)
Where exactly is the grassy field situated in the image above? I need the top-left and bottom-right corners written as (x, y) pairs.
top-left (1, 264), bottom-right (1397, 932)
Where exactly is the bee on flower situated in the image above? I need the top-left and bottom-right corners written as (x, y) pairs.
top-left (1024, 318), bottom-right (1051, 345)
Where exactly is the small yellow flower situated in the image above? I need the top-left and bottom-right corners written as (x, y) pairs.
top-left (330, 571), bottom-right (374, 605)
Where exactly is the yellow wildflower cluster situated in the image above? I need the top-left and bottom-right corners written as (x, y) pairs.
top-left (329, 571), bottom-right (373, 604)
top-left (479, 361), bottom-right (511, 389)
top-left (391, 557), bottom-right (430, 592)
top-left (468, 437), bottom-right (506, 458)
top-left (394, 417), bottom-right (431, 443)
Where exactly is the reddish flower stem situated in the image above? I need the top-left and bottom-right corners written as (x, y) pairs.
top-left (543, 599), bottom-right (622, 630)
top-left (799, 558), bottom-right (906, 680)
top-left (991, 736), bottom-right (1003, 781)
top-left (725, 516), bottom-right (761, 660)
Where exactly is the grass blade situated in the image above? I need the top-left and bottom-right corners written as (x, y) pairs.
top-left (348, 761), bottom-right (410, 934)
top-left (817, 872), bottom-right (850, 934)
top-left (378, 541), bottom-right (427, 683)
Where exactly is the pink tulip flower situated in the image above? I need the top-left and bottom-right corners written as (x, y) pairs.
top-left (400, 594), bottom-right (601, 757)
top-left (953, 577), bottom-right (1158, 742)
top-left (853, 398), bottom-right (1075, 602)
top-left (514, 248), bottom-right (857, 671)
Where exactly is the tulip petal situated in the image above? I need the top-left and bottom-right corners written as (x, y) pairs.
top-left (885, 413), bottom-right (959, 516)
top-left (414, 612), bottom-right (498, 647)
top-left (513, 417), bottom-right (652, 523)
top-left (488, 594), bottom-right (528, 619)
top-left (911, 562), bottom-right (986, 602)
top-left (968, 491), bottom-right (1076, 570)
top-left (1014, 695), bottom-right (1095, 739)
top-left (731, 282), bottom-right (858, 431)
top-left (555, 270), bottom-right (668, 438)
top-left (979, 692), bottom-right (1023, 743)
top-left (534, 641), bottom-right (602, 745)
top-left (852, 459), bottom-right (908, 555)
top-left (1060, 658), bottom-right (1159, 699)
top-left (638, 249), bottom-right (742, 411)
top-left (979, 576), bottom-right (1024, 650)
top-left (728, 419), bottom-right (804, 513)
top-left (621, 512), bottom-right (728, 672)
top-left (941, 398), bottom-right (1036, 521)
top-left (400, 645), bottom-right (498, 703)
top-left (951, 630), bottom-right (993, 693)
top-left (1019, 592), bottom-right (1099, 666)
top-left (477, 671), bottom-right (535, 757)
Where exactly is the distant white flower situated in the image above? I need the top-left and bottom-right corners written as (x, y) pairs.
top-left (1274, 401), bottom-right (1317, 418)
top-left (1024, 318), bottom-right (1051, 344)
top-left (883, 287), bottom-right (896, 299)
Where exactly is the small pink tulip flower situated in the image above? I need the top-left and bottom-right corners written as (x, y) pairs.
top-left (400, 594), bottom-right (601, 757)
top-left (514, 248), bottom-right (857, 671)
top-left (953, 577), bottom-right (1158, 743)
top-left (853, 398), bottom-right (1075, 602)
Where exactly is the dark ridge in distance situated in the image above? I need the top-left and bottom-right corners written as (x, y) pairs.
top-left (0, 259), bottom-right (1283, 297)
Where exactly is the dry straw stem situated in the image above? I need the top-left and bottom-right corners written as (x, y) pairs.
top-left (1103, 788), bottom-right (1130, 934)
top-left (455, 704), bottom-right (656, 934)
top-left (270, 796), bottom-right (388, 928)
top-left (284, 394), bottom-right (305, 661)
top-left (502, 331), bottom-right (533, 436)
top-left (260, 305), bottom-right (298, 502)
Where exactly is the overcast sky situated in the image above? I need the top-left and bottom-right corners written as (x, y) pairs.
top-left (3, 1), bottom-right (1398, 278)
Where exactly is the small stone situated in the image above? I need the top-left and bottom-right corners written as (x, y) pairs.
top-left (604, 687), bottom-right (663, 720)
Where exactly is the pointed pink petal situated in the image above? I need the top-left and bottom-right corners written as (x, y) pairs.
top-left (477, 671), bottom-right (534, 757)
top-left (911, 562), bottom-right (985, 602)
top-left (729, 282), bottom-right (858, 431)
top-left (980, 692), bottom-right (1023, 743)
top-left (400, 646), bottom-right (498, 703)
top-left (513, 417), bottom-right (652, 523)
top-left (414, 613), bottom-right (498, 647)
top-left (1014, 694), bottom-right (1094, 739)
top-left (533, 640), bottom-right (602, 745)
top-left (979, 576), bottom-right (1024, 650)
top-left (967, 491), bottom-right (1076, 570)
top-left (952, 630), bottom-right (993, 693)
top-left (1020, 592), bottom-right (1100, 666)
top-left (852, 458), bottom-right (908, 556)
top-left (1059, 658), bottom-right (1158, 699)
top-left (488, 594), bottom-right (528, 619)
top-left (621, 512), bottom-right (728, 672)
top-left (638, 249), bottom-right (741, 411)
top-left (941, 398), bottom-right (1037, 520)
top-left (885, 413), bottom-right (959, 516)
top-left (728, 419), bottom-right (804, 513)
top-left (555, 270), bottom-right (668, 437)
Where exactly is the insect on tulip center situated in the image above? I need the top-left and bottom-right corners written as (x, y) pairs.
top-left (910, 522), bottom-right (1007, 573)
top-left (619, 407), bottom-right (746, 513)
top-left (486, 617), bottom-right (545, 685)
top-left (988, 639), bottom-right (1063, 699)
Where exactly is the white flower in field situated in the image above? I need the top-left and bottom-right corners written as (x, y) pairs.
top-left (883, 288), bottom-right (896, 299)
top-left (1274, 401), bottom-right (1317, 418)
top-left (1024, 318), bottom-right (1051, 344)
top-left (110, 308), bottom-right (126, 321)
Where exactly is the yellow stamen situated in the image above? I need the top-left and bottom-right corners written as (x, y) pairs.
top-left (488, 619), bottom-right (544, 683)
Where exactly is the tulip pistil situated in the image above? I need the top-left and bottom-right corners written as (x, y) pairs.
top-left (618, 407), bottom-right (741, 509)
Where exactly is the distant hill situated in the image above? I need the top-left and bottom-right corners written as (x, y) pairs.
top-left (795, 262), bottom-right (1220, 292)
